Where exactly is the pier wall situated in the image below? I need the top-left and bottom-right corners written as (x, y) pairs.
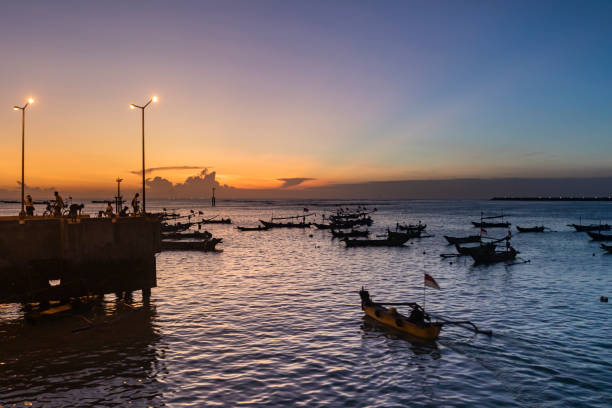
top-left (0, 216), bottom-right (161, 303)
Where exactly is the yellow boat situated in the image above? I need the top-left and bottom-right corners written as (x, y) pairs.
top-left (359, 288), bottom-right (442, 340)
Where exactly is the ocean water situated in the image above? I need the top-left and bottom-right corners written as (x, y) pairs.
top-left (0, 199), bottom-right (611, 407)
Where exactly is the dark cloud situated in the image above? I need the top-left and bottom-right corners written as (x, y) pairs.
top-left (277, 178), bottom-right (315, 188)
top-left (131, 166), bottom-right (209, 175)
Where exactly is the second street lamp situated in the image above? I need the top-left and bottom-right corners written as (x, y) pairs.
top-left (130, 96), bottom-right (158, 214)
top-left (13, 97), bottom-right (35, 217)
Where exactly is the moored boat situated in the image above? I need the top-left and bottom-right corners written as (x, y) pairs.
top-left (259, 219), bottom-right (311, 229)
top-left (396, 222), bottom-right (427, 232)
top-left (359, 288), bottom-right (441, 340)
top-left (201, 218), bottom-right (231, 224)
top-left (161, 238), bottom-right (222, 251)
top-left (516, 226), bottom-right (545, 233)
top-left (601, 243), bottom-right (612, 253)
top-left (472, 221), bottom-right (511, 228)
top-left (470, 246), bottom-right (518, 264)
top-left (455, 242), bottom-right (495, 256)
top-left (331, 229), bottom-right (369, 238)
top-left (387, 229), bottom-right (421, 239)
top-left (586, 231), bottom-right (612, 241)
top-left (162, 230), bottom-right (212, 240)
top-left (344, 235), bottom-right (408, 247)
top-left (444, 235), bottom-right (481, 244)
top-left (236, 225), bottom-right (269, 231)
top-left (568, 223), bottom-right (611, 232)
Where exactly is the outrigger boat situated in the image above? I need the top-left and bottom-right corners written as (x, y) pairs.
top-left (455, 242), bottom-right (495, 256)
top-left (586, 231), bottom-right (612, 241)
top-left (162, 230), bottom-right (212, 240)
top-left (161, 222), bottom-right (192, 233)
top-left (472, 212), bottom-right (510, 228)
top-left (259, 213), bottom-right (315, 229)
top-left (200, 217), bottom-right (231, 224)
top-left (568, 223), bottom-right (611, 232)
top-left (331, 229), bottom-right (369, 238)
top-left (600, 243), bottom-right (612, 253)
top-left (444, 235), bottom-right (481, 244)
top-left (236, 225), bottom-right (269, 231)
top-left (161, 238), bottom-right (222, 251)
top-left (388, 228), bottom-right (421, 239)
top-left (396, 222), bottom-right (426, 232)
top-left (359, 288), bottom-right (491, 340)
top-left (470, 246), bottom-right (518, 264)
top-left (516, 226), bottom-right (545, 233)
top-left (344, 234), bottom-right (408, 247)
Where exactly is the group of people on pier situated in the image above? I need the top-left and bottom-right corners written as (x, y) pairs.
top-left (22, 192), bottom-right (142, 217)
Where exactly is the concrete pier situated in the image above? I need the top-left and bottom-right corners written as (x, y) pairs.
top-left (0, 216), bottom-right (161, 304)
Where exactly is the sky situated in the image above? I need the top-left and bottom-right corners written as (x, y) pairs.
top-left (1, 1), bottom-right (611, 198)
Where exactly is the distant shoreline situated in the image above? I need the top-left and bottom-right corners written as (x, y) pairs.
top-left (491, 197), bottom-right (612, 201)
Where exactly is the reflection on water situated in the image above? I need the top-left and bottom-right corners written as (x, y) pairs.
top-left (1, 199), bottom-right (611, 407)
top-left (0, 299), bottom-right (164, 407)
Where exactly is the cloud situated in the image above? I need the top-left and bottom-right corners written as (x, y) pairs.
top-left (277, 178), bottom-right (315, 188)
top-left (130, 166), bottom-right (209, 175)
top-left (146, 168), bottom-right (234, 198)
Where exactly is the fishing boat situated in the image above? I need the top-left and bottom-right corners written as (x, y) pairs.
top-left (568, 223), bottom-right (611, 232)
top-left (601, 244), bottom-right (612, 253)
top-left (161, 222), bottom-right (192, 232)
top-left (331, 229), bottom-right (369, 238)
top-left (396, 222), bottom-right (426, 232)
top-left (516, 226), bottom-right (545, 233)
top-left (455, 242), bottom-right (495, 256)
top-left (259, 213), bottom-right (315, 229)
top-left (387, 229), bottom-right (421, 239)
top-left (470, 246), bottom-right (518, 264)
top-left (444, 235), bottom-right (481, 244)
top-left (312, 222), bottom-right (334, 230)
top-left (162, 230), bottom-right (212, 240)
top-left (201, 217), bottom-right (231, 224)
top-left (472, 221), bottom-right (511, 228)
top-left (359, 288), bottom-right (442, 340)
top-left (161, 238), bottom-right (222, 251)
top-left (359, 288), bottom-right (492, 340)
top-left (236, 225), bottom-right (269, 231)
top-left (586, 231), bottom-right (612, 241)
top-left (344, 234), bottom-right (408, 247)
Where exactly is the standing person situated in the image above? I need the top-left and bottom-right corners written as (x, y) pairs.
top-left (131, 193), bottom-right (140, 214)
top-left (25, 194), bottom-right (35, 216)
top-left (53, 191), bottom-right (64, 217)
top-left (105, 202), bottom-right (114, 217)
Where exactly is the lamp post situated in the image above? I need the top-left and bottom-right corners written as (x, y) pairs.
top-left (13, 98), bottom-right (35, 217)
top-left (130, 96), bottom-right (158, 214)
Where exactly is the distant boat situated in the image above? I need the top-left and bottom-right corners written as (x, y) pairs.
top-left (259, 213), bottom-right (314, 229)
top-left (201, 217), bottom-right (231, 224)
top-left (455, 242), bottom-right (495, 256)
top-left (601, 243), bottom-right (612, 253)
top-left (387, 229), bottom-right (422, 239)
top-left (444, 235), bottom-right (481, 244)
top-left (344, 234), bottom-right (408, 247)
top-left (331, 229), bottom-right (369, 238)
top-left (470, 246), bottom-right (518, 264)
top-left (568, 223), bottom-right (611, 232)
top-left (161, 238), bottom-right (222, 251)
top-left (236, 225), bottom-right (269, 231)
top-left (586, 231), bottom-right (612, 241)
top-left (472, 221), bottom-right (511, 228)
top-left (516, 226), bottom-right (545, 233)
top-left (396, 222), bottom-right (426, 232)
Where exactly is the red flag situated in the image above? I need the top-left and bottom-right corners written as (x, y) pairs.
top-left (424, 273), bottom-right (440, 290)
top-left (480, 227), bottom-right (487, 235)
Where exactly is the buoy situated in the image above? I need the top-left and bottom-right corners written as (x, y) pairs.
top-left (601, 296), bottom-right (608, 302)
top-left (309, 234), bottom-right (313, 238)
top-left (423, 251), bottom-right (426, 254)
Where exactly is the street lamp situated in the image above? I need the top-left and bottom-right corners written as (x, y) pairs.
top-left (13, 97), bottom-right (35, 217)
top-left (130, 95), bottom-right (158, 214)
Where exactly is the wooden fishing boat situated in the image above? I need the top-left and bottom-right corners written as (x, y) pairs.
top-left (586, 231), bottom-right (612, 241)
top-left (344, 235), bottom-right (408, 247)
top-left (259, 220), bottom-right (311, 229)
top-left (236, 225), bottom-right (269, 231)
top-left (601, 243), bottom-right (612, 253)
top-left (331, 229), bottom-right (369, 238)
top-left (162, 231), bottom-right (212, 240)
top-left (161, 238), bottom-right (222, 251)
top-left (161, 222), bottom-right (192, 232)
top-left (516, 226), bottom-right (545, 233)
top-left (359, 288), bottom-right (442, 340)
top-left (312, 222), bottom-right (334, 230)
top-left (444, 235), bottom-right (481, 244)
top-left (470, 246), bottom-right (518, 264)
top-left (201, 218), bottom-right (231, 224)
top-left (396, 223), bottom-right (426, 232)
top-left (472, 221), bottom-right (511, 228)
top-left (387, 229), bottom-right (421, 239)
top-left (568, 223), bottom-right (611, 232)
top-left (455, 242), bottom-right (495, 256)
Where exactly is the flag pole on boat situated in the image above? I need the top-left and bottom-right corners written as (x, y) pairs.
top-left (423, 273), bottom-right (440, 311)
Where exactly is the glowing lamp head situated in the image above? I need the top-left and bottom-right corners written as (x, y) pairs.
top-left (130, 104), bottom-right (136, 110)
top-left (13, 106), bottom-right (19, 111)
top-left (152, 96), bottom-right (158, 103)
top-left (28, 98), bottom-right (35, 104)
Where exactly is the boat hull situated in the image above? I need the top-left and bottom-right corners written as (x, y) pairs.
top-left (444, 235), bottom-right (481, 244)
top-left (259, 220), bottom-right (311, 229)
top-left (362, 304), bottom-right (441, 340)
top-left (344, 236), bottom-right (408, 247)
top-left (516, 226), bottom-right (545, 233)
top-left (569, 223), bottom-right (611, 232)
top-left (472, 221), bottom-right (511, 228)
top-left (587, 231), bottom-right (612, 241)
